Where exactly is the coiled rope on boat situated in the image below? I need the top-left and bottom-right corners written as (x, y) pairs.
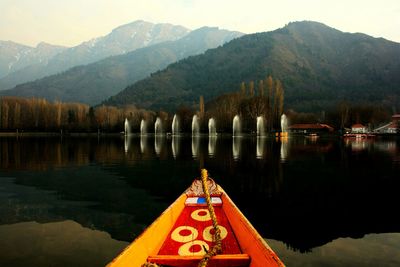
top-left (197, 168), bottom-right (222, 267)
top-left (142, 169), bottom-right (221, 267)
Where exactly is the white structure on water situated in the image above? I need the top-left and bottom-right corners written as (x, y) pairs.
top-left (192, 115), bottom-right (200, 136)
top-left (154, 117), bottom-right (162, 135)
top-left (281, 114), bottom-right (288, 133)
top-left (232, 115), bottom-right (241, 137)
top-left (124, 118), bottom-right (130, 136)
top-left (257, 116), bottom-right (265, 136)
top-left (172, 114), bottom-right (180, 136)
top-left (208, 118), bottom-right (217, 136)
top-left (140, 119), bottom-right (147, 135)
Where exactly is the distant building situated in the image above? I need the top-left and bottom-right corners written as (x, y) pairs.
top-left (351, 123), bottom-right (367, 133)
top-left (374, 114), bottom-right (399, 134)
top-left (288, 123), bottom-right (334, 134)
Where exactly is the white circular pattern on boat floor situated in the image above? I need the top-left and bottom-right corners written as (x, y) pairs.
top-left (171, 226), bottom-right (198, 243)
top-left (202, 225), bottom-right (228, 242)
top-left (191, 209), bottom-right (211, 221)
top-left (178, 240), bottom-right (209, 256)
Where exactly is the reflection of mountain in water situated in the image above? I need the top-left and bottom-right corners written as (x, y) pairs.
top-left (0, 220), bottom-right (127, 267)
top-left (267, 233), bottom-right (400, 267)
top-left (0, 167), bottom-right (170, 242)
top-left (0, 136), bottom-right (399, 254)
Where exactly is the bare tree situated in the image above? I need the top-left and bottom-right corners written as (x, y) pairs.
top-left (258, 80), bottom-right (264, 97)
top-left (240, 82), bottom-right (246, 96)
top-left (249, 81), bottom-right (255, 97)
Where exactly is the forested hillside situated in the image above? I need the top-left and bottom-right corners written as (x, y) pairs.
top-left (104, 21), bottom-right (400, 112)
top-left (0, 27), bottom-right (242, 105)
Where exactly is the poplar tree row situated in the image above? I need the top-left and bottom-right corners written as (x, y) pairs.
top-left (0, 76), bottom-right (285, 134)
top-left (0, 97), bottom-right (152, 132)
top-left (206, 75), bottom-right (285, 133)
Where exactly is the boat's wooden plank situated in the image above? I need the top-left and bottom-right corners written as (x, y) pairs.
top-left (107, 181), bottom-right (285, 267)
top-left (158, 205), bottom-right (241, 255)
top-left (147, 254), bottom-right (250, 267)
top-left (185, 196), bottom-right (222, 206)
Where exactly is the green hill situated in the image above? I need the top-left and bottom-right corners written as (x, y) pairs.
top-left (0, 27), bottom-right (242, 105)
top-left (104, 21), bottom-right (400, 112)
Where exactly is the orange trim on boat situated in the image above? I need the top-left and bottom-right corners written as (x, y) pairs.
top-left (106, 194), bottom-right (186, 267)
top-left (107, 178), bottom-right (285, 267)
top-left (220, 187), bottom-right (285, 267)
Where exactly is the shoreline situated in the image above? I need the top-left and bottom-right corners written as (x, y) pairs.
top-left (0, 131), bottom-right (398, 138)
top-left (0, 132), bottom-right (123, 137)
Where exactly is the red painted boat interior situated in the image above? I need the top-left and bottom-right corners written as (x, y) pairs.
top-left (158, 205), bottom-right (242, 256)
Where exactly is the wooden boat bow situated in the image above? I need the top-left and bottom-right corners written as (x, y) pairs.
top-left (107, 169), bottom-right (284, 267)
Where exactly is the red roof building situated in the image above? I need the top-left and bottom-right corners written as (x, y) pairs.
top-left (351, 124), bottom-right (367, 133)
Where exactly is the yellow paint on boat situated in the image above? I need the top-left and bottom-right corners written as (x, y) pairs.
top-left (106, 193), bottom-right (186, 267)
top-left (220, 187), bottom-right (285, 267)
top-left (107, 183), bottom-right (285, 267)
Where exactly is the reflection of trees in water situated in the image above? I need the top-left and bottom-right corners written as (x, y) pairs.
top-left (205, 137), bottom-right (284, 197)
top-left (0, 167), bottom-right (166, 242)
top-left (269, 138), bottom-right (400, 252)
top-left (0, 137), bottom-right (91, 170)
top-left (0, 136), bottom-right (175, 170)
top-left (1, 136), bottom-right (400, 253)
top-left (205, 137), bottom-right (400, 252)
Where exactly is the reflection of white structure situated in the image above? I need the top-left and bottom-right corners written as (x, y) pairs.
top-left (374, 141), bottom-right (397, 153)
top-left (124, 135), bottom-right (130, 153)
top-left (232, 137), bottom-right (241, 160)
top-left (208, 136), bottom-right (217, 157)
top-left (346, 139), bottom-right (368, 152)
top-left (280, 139), bottom-right (288, 162)
top-left (192, 136), bottom-right (200, 159)
top-left (154, 136), bottom-right (164, 156)
top-left (256, 136), bottom-right (265, 159)
top-left (172, 136), bottom-right (180, 158)
top-left (140, 135), bottom-right (147, 153)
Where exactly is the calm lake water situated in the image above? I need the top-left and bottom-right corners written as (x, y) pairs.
top-left (0, 135), bottom-right (399, 267)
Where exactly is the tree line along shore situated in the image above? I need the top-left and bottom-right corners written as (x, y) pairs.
top-left (0, 76), bottom-right (396, 135)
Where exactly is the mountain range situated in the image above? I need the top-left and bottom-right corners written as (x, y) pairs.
top-left (0, 41), bottom-right (66, 79)
top-left (1, 21), bottom-right (400, 113)
top-left (0, 20), bottom-right (190, 90)
top-left (104, 21), bottom-right (400, 112)
top-left (0, 26), bottom-right (243, 105)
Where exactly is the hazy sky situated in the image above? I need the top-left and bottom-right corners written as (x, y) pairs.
top-left (1, 0), bottom-right (399, 47)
